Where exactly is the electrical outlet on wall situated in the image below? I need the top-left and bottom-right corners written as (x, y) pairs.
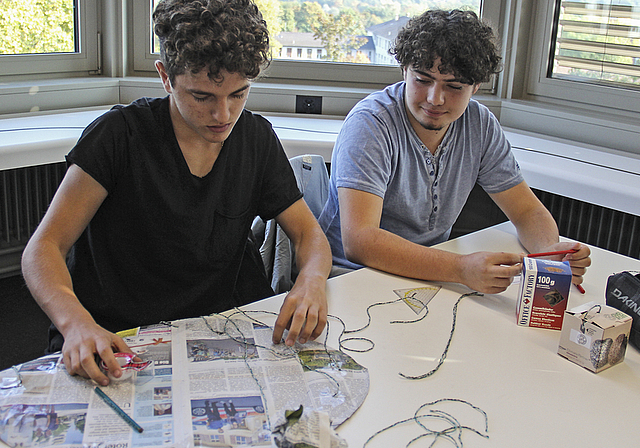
top-left (295, 95), bottom-right (322, 114)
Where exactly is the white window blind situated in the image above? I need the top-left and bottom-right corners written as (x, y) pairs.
top-left (550, 0), bottom-right (640, 89)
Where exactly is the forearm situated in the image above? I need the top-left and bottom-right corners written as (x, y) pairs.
top-left (345, 227), bottom-right (524, 294)
top-left (344, 227), bottom-right (465, 283)
top-left (512, 207), bottom-right (559, 254)
top-left (292, 225), bottom-right (332, 284)
top-left (22, 237), bottom-right (95, 336)
top-left (490, 182), bottom-right (560, 254)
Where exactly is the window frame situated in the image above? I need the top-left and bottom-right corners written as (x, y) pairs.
top-left (130, 0), bottom-right (156, 75)
top-left (525, 0), bottom-right (640, 114)
top-left (0, 0), bottom-right (99, 77)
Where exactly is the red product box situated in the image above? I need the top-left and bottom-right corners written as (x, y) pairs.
top-left (516, 257), bottom-right (572, 330)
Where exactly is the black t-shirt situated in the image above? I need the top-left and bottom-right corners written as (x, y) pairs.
top-left (65, 97), bottom-right (301, 332)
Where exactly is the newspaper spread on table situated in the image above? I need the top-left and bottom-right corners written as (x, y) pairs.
top-left (0, 314), bottom-right (368, 448)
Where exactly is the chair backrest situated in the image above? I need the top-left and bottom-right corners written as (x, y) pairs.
top-left (288, 154), bottom-right (330, 218)
top-left (251, 154), bottom-right (330, 294)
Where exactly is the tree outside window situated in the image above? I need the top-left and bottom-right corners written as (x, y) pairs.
top-left (0, 0), bottom-right (76, 55)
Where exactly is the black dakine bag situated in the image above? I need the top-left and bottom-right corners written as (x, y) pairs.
top-left (605, 271), bottom-right (640, 350)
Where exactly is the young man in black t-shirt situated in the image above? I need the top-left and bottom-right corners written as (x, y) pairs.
top-left (21, 0), bottom-right (331, 386)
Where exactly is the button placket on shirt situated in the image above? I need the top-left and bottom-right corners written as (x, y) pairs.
top-left (423, 145), bottom-right (438, 230)
top-left (432, 145), bottom-right (447, 217)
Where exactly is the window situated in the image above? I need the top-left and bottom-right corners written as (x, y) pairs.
top-left (1, 0), bottom-right (75, 55)
top-left (132, 0), bottom-right (493, 88)
top-left (0, 0), bottom-right (99, 76)
top-left (131, 1), bottom-right (157, 75)
top-left (550, 0), bottom-right (640, 89)
top-left (527, 0), bottom-right (640, 113)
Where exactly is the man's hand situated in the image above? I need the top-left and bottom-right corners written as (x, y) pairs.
top-left (61, 321), bottom-right (134, 386)
top-left (272, 198), bottom-right (332, 347)
top-left (529, 242), bottom-right (591, 286)
top-left (457, 251), bottom-right (523, 294)
top-left (272, 272), bottom-right (328, 346)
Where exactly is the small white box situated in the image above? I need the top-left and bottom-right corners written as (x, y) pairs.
top-left (558, 302), bottom-right (632, 373)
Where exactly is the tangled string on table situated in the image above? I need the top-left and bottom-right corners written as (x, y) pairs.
top-left (330, 291), bottom-right (483, 379)
top-left (329, 296), bottom-right (431, 353)
top-left (363, 398), bottom-right (489, 448)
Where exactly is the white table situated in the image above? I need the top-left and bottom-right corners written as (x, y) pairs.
top-left (245, 222), bottom-right (640, 447)
top-left (2, 222), bottom-right (637, 447)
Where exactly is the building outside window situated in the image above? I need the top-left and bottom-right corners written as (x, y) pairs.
top-left (133, 0), bottom-right (482, 86)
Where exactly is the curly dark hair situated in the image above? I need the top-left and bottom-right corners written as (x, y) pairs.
top-left (153, 0), bottom-right (270, 83)
top-left (390, 10), bottom-right (501, 85)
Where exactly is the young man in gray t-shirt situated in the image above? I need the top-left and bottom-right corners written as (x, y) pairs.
top-left (318, 9), bottom-right (591, 293)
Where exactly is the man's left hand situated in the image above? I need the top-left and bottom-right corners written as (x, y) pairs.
top-left (533, 242), bottom-right (591, 286)
top-left (272, 273), bottom-right (328, 346)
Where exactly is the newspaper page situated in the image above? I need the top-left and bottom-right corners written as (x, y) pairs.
top-left (0, 314), bottom-right (368, 448)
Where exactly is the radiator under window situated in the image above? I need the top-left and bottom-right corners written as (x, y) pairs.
top-left (1, 164), bottom-right (638, 278)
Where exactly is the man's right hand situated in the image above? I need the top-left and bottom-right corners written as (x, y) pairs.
top-left (61, 321), bottom-right (133, 386)
top-left (457, 251), bottom-right (523, 294)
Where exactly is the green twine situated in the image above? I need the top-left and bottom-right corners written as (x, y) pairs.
top-left (330, 290), bottom-right (483, 380)
top-left (363, 398), bottom-right (489, 448)
top-left (332, 296), bottom-right (430, 353)
top-left (399, 292), bottom-right (482, 380)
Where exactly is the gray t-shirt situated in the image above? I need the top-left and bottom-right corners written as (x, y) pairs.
top-left (318, 81), bottom-right (523, 269)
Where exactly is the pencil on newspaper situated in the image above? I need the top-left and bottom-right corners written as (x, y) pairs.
top-left (94, 386), bottom-right (144, 433)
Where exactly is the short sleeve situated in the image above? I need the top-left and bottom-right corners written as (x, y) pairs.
top-left (475, 106), bottom-right (523, 194)
top-left (251, 116), bottom-right (303, 221)
top-left (332, 110), bottom-right (394, 199)
top-left (65, 107), bottom-right (129, 193)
